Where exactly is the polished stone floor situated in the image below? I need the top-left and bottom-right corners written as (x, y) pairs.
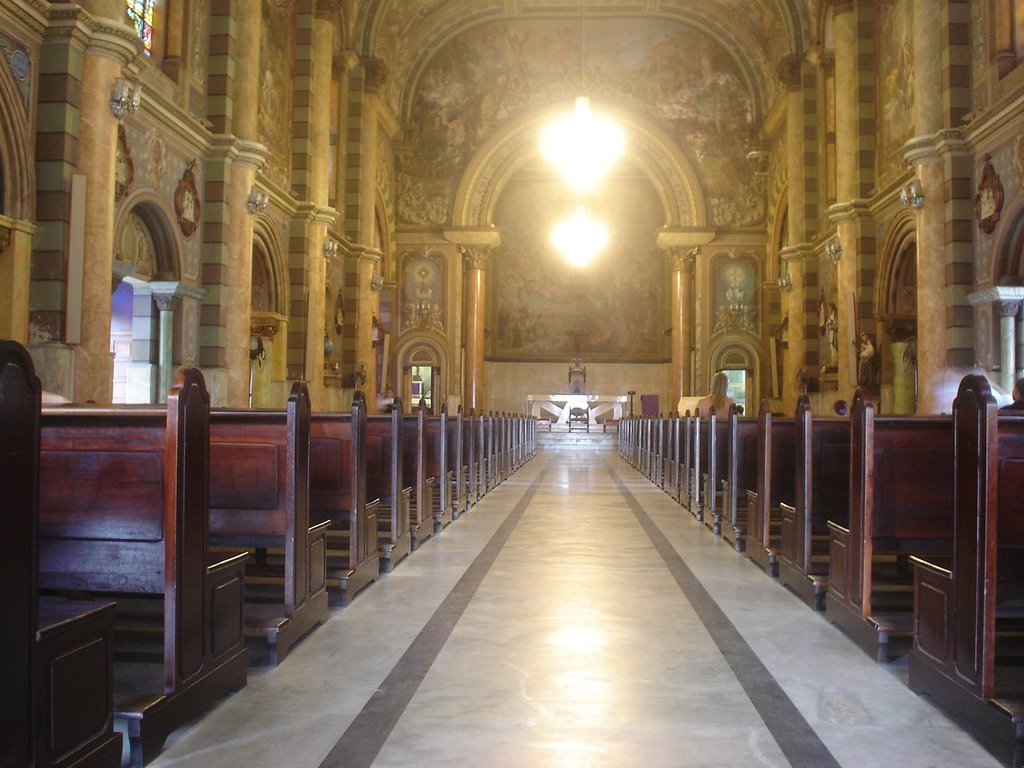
top-left (147, 449), bottom-right (1003, 768)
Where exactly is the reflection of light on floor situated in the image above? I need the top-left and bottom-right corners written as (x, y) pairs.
top-left (538, 739), bottom-right (604, 768)
top-left (548, 625), bottom-right (605, 653)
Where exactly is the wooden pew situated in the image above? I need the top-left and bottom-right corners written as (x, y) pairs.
top-left (423, 409), bottom-right (453, 531)
top-left (688, 414), bottom-right (710, 522)
top-left (310, 391), bottom-right (380, 606)
top-left (703, 409), bottom-right (730, 535)
top-left (403, 409), bottom-right (437, 549)
top-left (445, 406), bottom-right (466, 520)
top-left (679, 413), bottom-right (693, 513)
top-left (909, 375), bottom-right (1024, 765)
top-left (38, 369), bottom-right (248, 767)
top-left (777, 396), bottom-right (850, 611)
top-left (720, 411), bottom-right (758, 552)
top-left (826, 390), bottom-right (953, 662)
top-left (208, 382), bottom-right (330, 665)
top-left (367, 402), bottom-right (412, 572)
top-left (1, 340), bottom-right (122, 768)
top-left (665, 413), bottom-right (681, 501)
top-left (745, 401), bottom-right (796, 577)
top-left (464, 410), bottom-right (478, 508)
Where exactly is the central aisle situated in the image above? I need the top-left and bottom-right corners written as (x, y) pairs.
top-left (150, 451), bottom-right (1001, 768)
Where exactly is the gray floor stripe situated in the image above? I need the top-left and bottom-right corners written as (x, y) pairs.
top-left (318, 463), bottom-right (550, 768)
top-left (609, 465), bottom-right (843, 768)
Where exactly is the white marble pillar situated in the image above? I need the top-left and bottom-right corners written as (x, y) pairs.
top-left (154, 294), bottom-right (174, 403)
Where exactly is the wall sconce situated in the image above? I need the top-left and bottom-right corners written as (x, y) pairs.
top-left (110, 78), bottom-right (142, 119)
top-left (323, 328), bottom-right (334, 358)
top-left (899, 179), bottom-right (925, 209)
top-left (323, 239), bottom-right (338, 259)
top-left (246, 186), bottom-right (269, 214)
top-left (369, 267), bottom-right (383, 291)
top-left (777, 273), bottom-right (792, 292)
top-left (826, 239), bottom-right (842, 263)
top-left (249, 336), bottom-right (266, 367)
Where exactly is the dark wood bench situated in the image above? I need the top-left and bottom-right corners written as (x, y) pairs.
top-left (777, 396), bottom-right (850, 611)
top-left (663, 414), bottom-right (681, 501)
top-left (310, 391), bottom-right (379, 606)
top-left (826, 390), bottom-right (953, 662)
top-left (403, 409), bottom-right (437, 549)
top-left (689, 414), bottom-right (710, 522)
top-left (679, 413), bottom-right (693, 513)
top-left (208, 382), bottom-right (330, 665)
top-left (422, 409), bottom-right (453, 531)
top-left (445, 406), bottom-right (467, 520)
top-left (703, 409), bottom-right (731, 535)
top-left (2, 339), bottom-right (122, 768)
top-left (464, 410), bottom-right (479, 508)
top-left (38, 368), bottom-right (248, 767)
top-left (909, 375), bottom-right (1024, 766)
top-left (367, 402), bottom-right (412, 572)
top-left (721, 411), bottom-right (758, 552)
top-left (746, 401), bottom-right (796, 577)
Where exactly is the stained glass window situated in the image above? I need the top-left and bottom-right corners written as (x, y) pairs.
top-left (126, 0), bottom-right (154, 54)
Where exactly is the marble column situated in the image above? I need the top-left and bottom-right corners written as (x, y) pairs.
top-left (153, 293), bottom-right (174, 404)
top-left (462, 246), bottom-right (488, 414)
top-left (999, 301), bottom-right (1021, 394)
top-left (74, 37), bottom-right (135, 403)
top-left (780, 246), bottom-right (811, 414)
top-left (670, 248), bottom-right (696, 405)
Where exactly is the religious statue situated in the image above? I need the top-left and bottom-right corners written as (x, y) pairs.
top-left (568, 357), bottom-right (586, 395)
top-left (857, 333), bottom-right (880, 391)
top-left (824, 303), bottom-right (839, 371)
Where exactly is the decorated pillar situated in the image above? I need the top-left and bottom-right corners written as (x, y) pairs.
top-left (153, 293), bottom-right (174, 403)
top-left (670, 248), bottom-right (696, 403)
top-left (72, 20), bottom-right (140, 402)
top-left (355, 248), bottom-right (382, 404)
top-left (780, 245), bottom-right (813, 414)
top-left (461, 246), bottom-right (488, 414)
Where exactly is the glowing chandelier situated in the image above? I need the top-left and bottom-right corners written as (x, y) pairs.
top-left (550, 206), bottom-right (609, 268)
top-left (540, 96), bottom-right (625, 192)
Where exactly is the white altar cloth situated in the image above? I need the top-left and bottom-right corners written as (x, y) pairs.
top-left (526, 393), bottom-right (627, 424)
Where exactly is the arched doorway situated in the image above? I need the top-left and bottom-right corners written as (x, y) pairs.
top-left (398, 339), bottom-right (445, 414)
top-left (250, 227), bottom-right (288, 408)
top-left (111, 204), bottom-right (177, 403)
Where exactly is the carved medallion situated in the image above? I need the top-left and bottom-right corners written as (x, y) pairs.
top-left (974, 154), bottom-right (1003, 235)
top-left (114, 124), bottom-right (134, 202)
top-left (174, 160), bottom-right (201, 238)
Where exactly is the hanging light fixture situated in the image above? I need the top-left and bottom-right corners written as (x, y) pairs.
top-left (540, 3), bottom-right (625, 191)
top-left (550, 206), bottom-right (609, 268)
top-left (541, 96), bottom-right (625, 191)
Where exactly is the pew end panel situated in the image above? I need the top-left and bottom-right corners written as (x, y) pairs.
top-left (37, 369), bottom-right (249, 767)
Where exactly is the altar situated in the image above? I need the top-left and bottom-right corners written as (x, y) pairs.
top-left (526, 393), bottom-right (628, 425)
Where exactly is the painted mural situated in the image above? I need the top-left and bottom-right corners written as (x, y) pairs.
top-left (711, 252), bottom-right (759, 336)
top-left (400, 16), bottom-right (758, 228)
top-left (400, 250), bottom-right (446, 334)
top-left (491, 175), bottom-right (666, 363)
top-left (258, 0), bottom-right (292, 189)
top-left (877, 0), bottom-right (915, 184)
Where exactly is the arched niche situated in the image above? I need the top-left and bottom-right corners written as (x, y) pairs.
top-left (876, 213), bottom-right (918, 414)
top-left (0, 48), bottom-right (32, 221)
top-left (250, 222), bottom-right (289, 407)
top-left (111, 202), bottom-right (181, 404)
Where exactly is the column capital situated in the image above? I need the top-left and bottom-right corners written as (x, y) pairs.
top-left (779, 244), bottom-right (816, 264)
top-left (460, 245), bottom-right (491, 271)
top-left (776, 52), bottom-right (805, 91)
top-left (361, 55), bottom-right (388, 92)
top-left (827, 199), bottom-right (873, 224)
top-left (334, 49), bottom-right (360, 75)
top-left (315, 0), bottom-right (341, 21)
top-left (900, 128), bottom-right (969, 166)
top-left (669, 246), bottom-right (698, 272)
top-left (825, 0), bottom-right (856, 15)
top-left (46, 5), bottom-right (143, 64)
top-left (208, 135), bottom-right (269, 171)
top-left (967, 286), bottom-right (1024, 308)
top-left (443, 227), bottom-right (502, 249)
top-left (153, 294), bottom-right (174, 312)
